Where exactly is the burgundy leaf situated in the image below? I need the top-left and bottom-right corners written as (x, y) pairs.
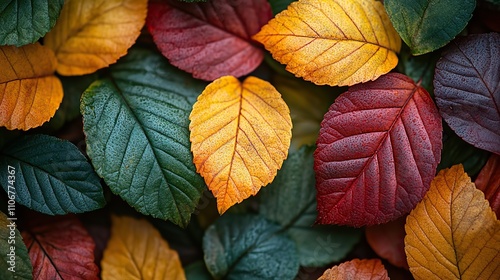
top-left (475, 154), bottom-right (500, 218)
top-left (314, 73), bottom-right (442, 227)
top-left (434, 33), bottom-right (500, 155)
top-left (147, 0), bottom-right (272, 81)
top-left (366, 216), bottom-right (408, 269)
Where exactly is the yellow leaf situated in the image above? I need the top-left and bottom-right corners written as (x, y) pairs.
top-left (44, 0), bottom-right (147, 75)
top-left (405, 164), bottom-right (500, 280)
top-left (253, 0), bottom-right (401, 87)
top-left (189, 76), bottom-right (292, 213)
top-left (101, 216), bottom-right (185, 280)
top-left (0, 43), bottom-right (63, 130)
top-left (319, 259), bottom-right (389, 280)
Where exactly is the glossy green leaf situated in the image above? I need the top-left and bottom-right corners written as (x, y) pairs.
top-left (385, 0), bottom-right (475, 55)
top-left (81, 48), bottom-right (206, 227)
top-left (0, 135), bottom-right (105, 215)
top-left (396, 45), bottom-right (440, 94)
top-left (203, 214), bottom-right (299, 280)
top-left (268, 0), bottom-right (295, 15)
top-left (0, 212), bottom-right (32, 279)
top-left (0, 0), bottom-right (64, 46)
top-left (259, 146), bottom-right (361, 266)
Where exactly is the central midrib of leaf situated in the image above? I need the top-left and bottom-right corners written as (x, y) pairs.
top-left (225, 83), bottom-right (244, 203)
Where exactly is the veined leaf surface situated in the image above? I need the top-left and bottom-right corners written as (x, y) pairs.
top-left (319, 259), bottom-right (389, 280)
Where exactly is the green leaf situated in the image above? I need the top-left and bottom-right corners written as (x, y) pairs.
top-left (0, 0), bottom-right (64, 46)
top-left (0, 135), bottom-right (105, 215)
top-left (259, 146), bottom-right (361, 266)
top-left (81, 48), bottom-right (206, 227)
top-left (203, 214), bottom-right (299, 280)
top-left (268, 0), bottom-right (295, 15)
top-left (385, 0), bottom-right (476, 55)
top-left (185, 261), bottom-right (213, 280)
top-left (396, 45), bottom-right (440, 94)
top-left (0, 212), bottom-right (32, 279)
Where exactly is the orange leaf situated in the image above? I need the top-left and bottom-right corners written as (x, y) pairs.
top-left (101, 216), bottom-right (185, 280)
top-left (0, 43), bottom-right (63, 130)
top-left (318, 259), bottom-right (389, 280)
top-left (189, 76), bottom-right (292, 213)
top-left (475, 154), bottom-right (500, 218)
top-left (44, 0), bottom-right (147, 75)
top-left (253, 0), bottom-right (401, 87)
top-left (405, 164), bottom-right (500, 280)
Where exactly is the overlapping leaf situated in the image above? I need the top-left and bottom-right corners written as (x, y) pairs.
top-left (366, 217), bottom-right (408, 269)
top-left (434, 33), bottom-right (500, 155)
top-left (0, 212), bottom-right (32, 279)
top-left (0, 43), bottom-right (63, 130)
top-left (189, 76), bottom-right (292, 213)
top-left (253, 0), bottom-right (401, 86)
top-left (476, 154), bottom-right (500, 217)
top-left (44, 0), bottom-right (147, 75)
top-left (314, 73), bottom-right (442, 227)
top-left (319, 259), bottom-right (389, 280)
top-left (147, 0), bottom-right (272, 81)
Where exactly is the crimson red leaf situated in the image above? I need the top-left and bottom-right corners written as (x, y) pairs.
top-left (366, 216), bottom-right (408, 269)
top-left (147, 0), bottom-right (272, 81)
top-left (314, 73), bottom-right (442, 227)
top-left (475, 154), bottom-right (500, 218)
top-left (434, 33), bottom-right (500, 155)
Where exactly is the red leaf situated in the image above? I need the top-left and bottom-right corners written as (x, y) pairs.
top-left (366, 216), bottom-right (409, 269)
top-left (22, 214), bottom-right (99, 280)
top-left (146, 0), bottom-right (272, 81)
top-left (434, 33), bottom-right (500, 155)
top-left (314, 73), bottom-right (442, 227)
top-left (475, 154), bottom-right (500, 218)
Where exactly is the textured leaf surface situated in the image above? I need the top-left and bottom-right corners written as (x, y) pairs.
top-left (189, 76), bottom-right (291, 213)
top-left (366, 217), bottom-right (408, 269)
top-left (385, 0), bottom-right (475, 55)
top-left (314, 73), bottom-right (442, 227)
top-left (434, 33), bottom-right (500, 155)
top-left (0, 212), bottom-right (32, 279)
top-left (81, 49), bottom-right (205, 227)
top-left (405, 165), bottom-right (500, 280)
top-left (318, 259), bottom-right (389, 280)
top-left (253, 0), bottom-right (401, 86)
top-left (476, 154), bottom-right (500, 217)
top-left (44, 0), bottom-right (147, 75)
top-left (203, 214), bottom-right (299, 279)
top-left (101, 216), bottom-right (185, 280)
top-left (0, 135), bottom-right (105, 214)
top-left (147, 0), bottom-right (272, 81)
top-left (0, 43), bottom-right (63, 130)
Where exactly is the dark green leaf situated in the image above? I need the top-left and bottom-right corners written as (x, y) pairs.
top-left (0, 211), bottom-right (32, 279)
top-left (396, 45), bottom-right (440, 94)
top-left (185, 261), bottom-right (213, 280)
top-left (268, 0), bottom-right (295, 15)
top-left (81, 48), bottom-right (206, 227)
top-left (0, 135), bottom-right (105, 215)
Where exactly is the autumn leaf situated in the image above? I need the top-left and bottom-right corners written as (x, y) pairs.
top-left (253, 0), bottom-right (401, 87)
top-left (475, 154), bottom-right (500, 218)
top-left (44, 0), bottom-right (147, 75)
top-left (405, 164), bottom-right (500, 280)
top-left (0, 43), bottom-right (63, 130)
top-left (101, 216), bottom-right (185, 280)
top-left (318, 259), bottom-right (389, 280)
top-left (189, 76), bottom-right (292, 213)
top-left (0, 212), bottom-right (32, 279)
top-left (366, 217), bottom-right (408, 269)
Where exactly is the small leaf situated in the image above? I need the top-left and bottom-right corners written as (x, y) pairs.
top-left (405, 165), bottom-right (500, 280)
top-left (396, 45), bottom-right (440, 94)
top-left (253, 0), bottom-right (401, 86)
top-left (147, 0), bottom-right (272, 81)
top-left (268, 0), bottom-right (295, 15)
top-left (0, 212), bottom-right (32, 279)
top-left (44, 0), bottom-right (148, 75)
top-left (319, 259), bottom-right (389, 280)
top-left (434, 33), bottom-right (500, 155)
top-left (0, 135), bottom-right (105, 215)
top-left (475, 154), bottom-right (500, 218)
top-left (203, 214), bottom-right (299, 279)
top-left (190, 76), bottom-right (292, 213)
top-left (366, 217), bottom-right (408, 269)
top-left (101, 216), bottom-right (185, 280)
top-left (314, 73), bottom-right (442, 227)
top-left (0, 43), bottom-right (63, 130)
top-left (184, 261), bottom-right (212, 280)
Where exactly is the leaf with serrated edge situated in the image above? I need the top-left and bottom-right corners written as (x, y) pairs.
top-left (319, 259), bottom-right (389, 280)
top-left (0, 212), bottom-right (32, 279)
top-left (475, 154), bottom-right (500, 217)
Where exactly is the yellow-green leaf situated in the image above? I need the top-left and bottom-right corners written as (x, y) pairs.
top-left (405, 164), bottom-right (500, 280)
top-left (189, 76), bottom-right (292, 213)
top-left (44, 0), bottom-right (147, 75)
top-left (0, 43), bottom-right (63, 130)
top-left (253, 0), bottom-right (401, 87)
top-left (101, 216), bottom-right (185, 280)
top-left (319, 259), bottom-right (389, 280)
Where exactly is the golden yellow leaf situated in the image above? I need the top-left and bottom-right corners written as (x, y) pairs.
top-left (405, 164), bottom-right (500, 280)
top-left (189, 76), bottom-right (292, 213)
top-left (0, 43), bottom-right (63, 130)
top-left (253, 0), bottom-right (401, 87)
top-left (319, 259), bottom-right (389, 280)
top-left (44, 0), bottom-right (147, 75)
top-left (101, 216), bottom-right (185, 280)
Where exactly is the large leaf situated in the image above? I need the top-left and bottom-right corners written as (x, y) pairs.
top-left (319, 259), bottom-right (389, 280)
top-left (203, 214), bottom-right (299, 279)
top-left (314, 73), bottom-right (442, 227)
top-left (253, 0), bottom-right (401, 87)
top-left (147, 0), bottom-right (272, 81)
top-left (405, 165), bottom-right (500, 279)
top-left (0, 0), bottom-right (64, 46)
top-left (44, 0), bottom-right (147, 75)
top-left (434, 33), bottom-right (500, 155)
top-left (101, 216), bottom-right (185, 280)
top-left (366, 217), bottom-right (408, 269)
top-left (0, 43), bottom-right (63, 130)
top-left (189, 76), bottom-right (292, 213)
top-left (81, 48), bottom-right (206, 227)
top-left (475, 154), bottom-right (500, 217)
top-left (0, 212), bottom-right (32, 279)
top-left (0, 135), bottom-right (105, 215)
